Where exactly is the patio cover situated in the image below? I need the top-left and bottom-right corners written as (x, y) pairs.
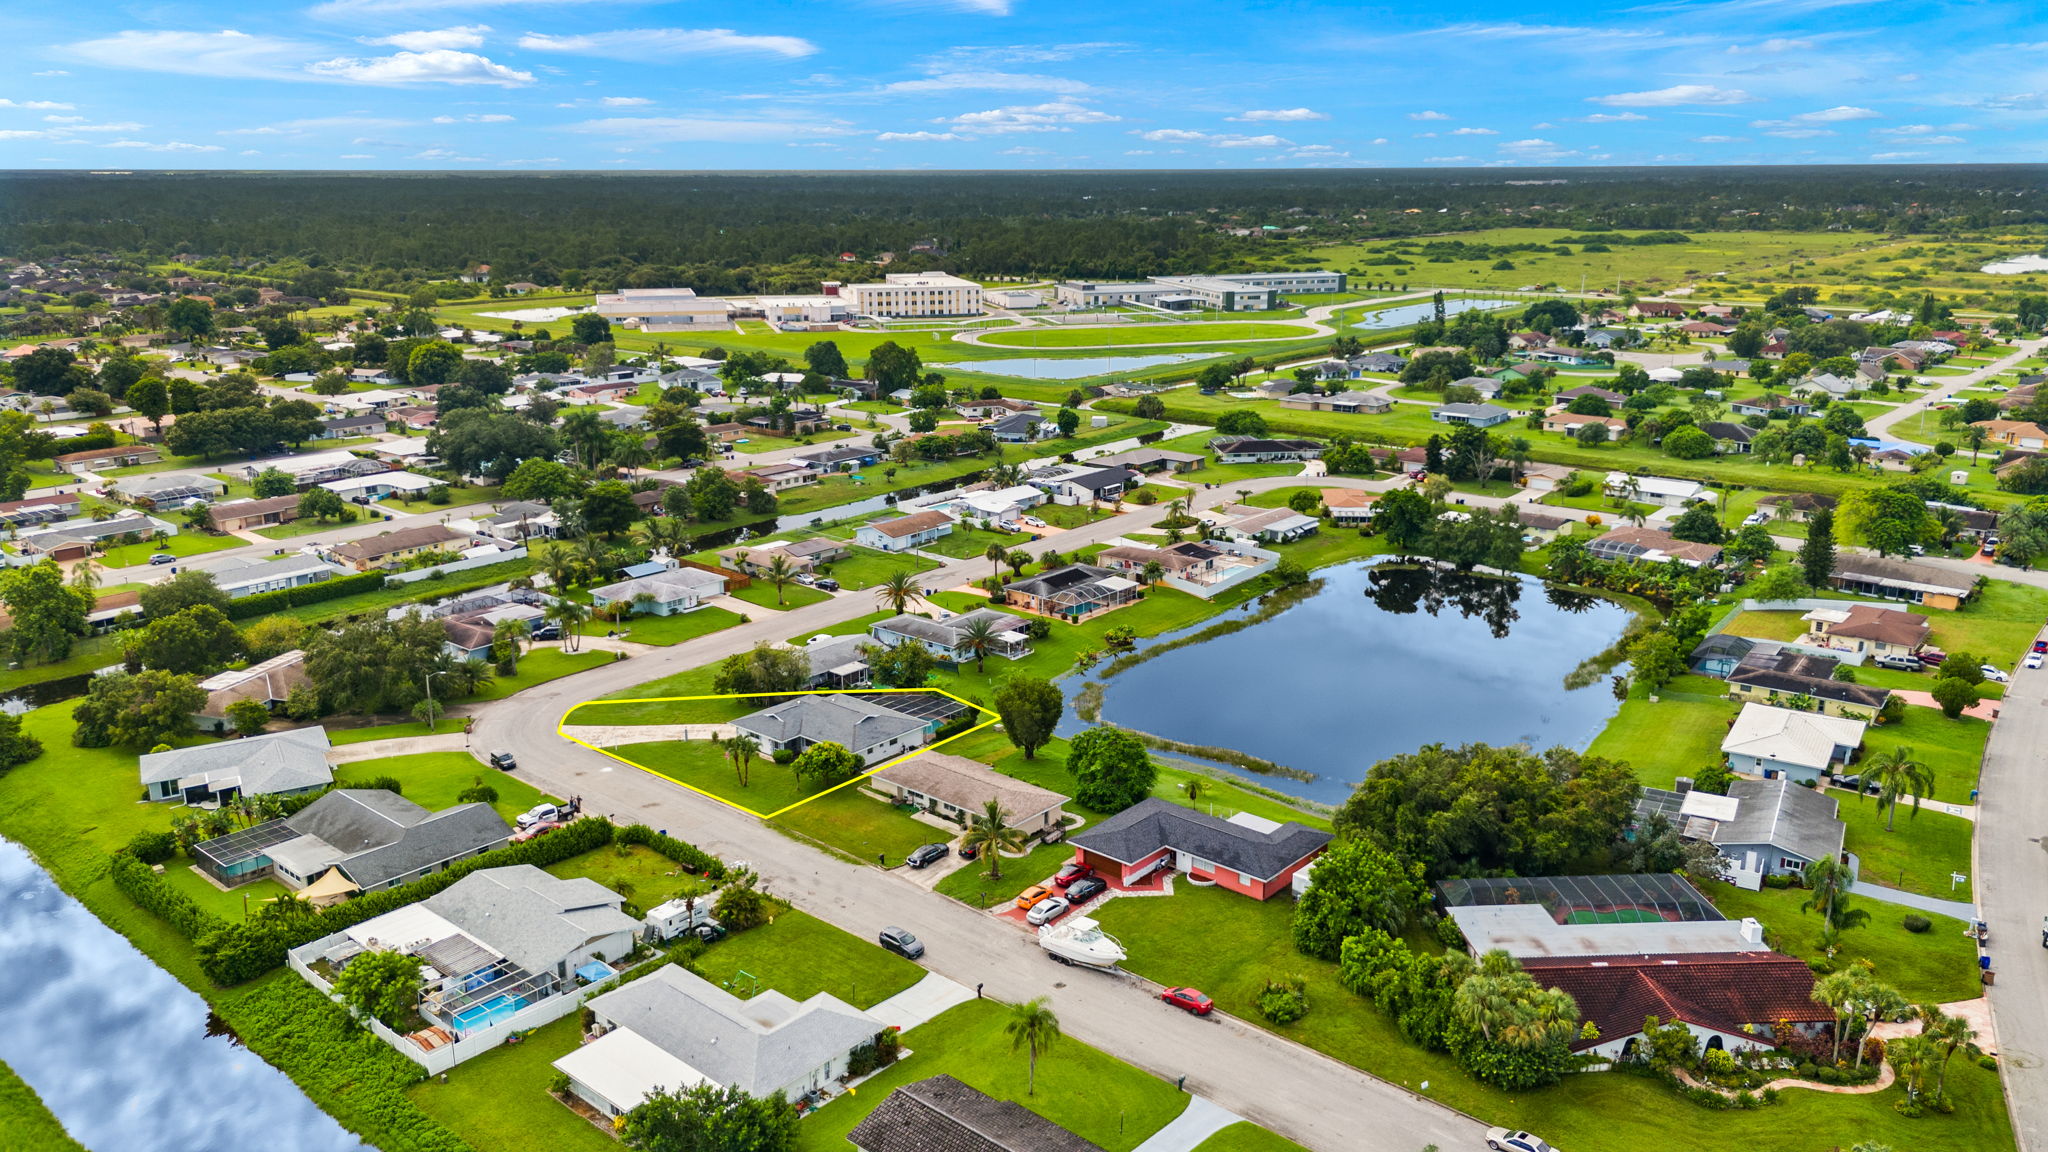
top-left (296, 867), bottom-right (360, 908)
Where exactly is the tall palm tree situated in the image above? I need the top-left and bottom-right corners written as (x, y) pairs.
top-left (541, 550), bottom-right (581, 597)
top-left (1800, 856), bottom-right (1852, 927)
top-left (1005, 998), bottom-right (1062, 1096)
top-left (635, 517), bottom-right (692, 558)
top-left (1811, 968), bottom-right (1870, 1064)
top-left (762, 553), bottom-right (797, 607)
top-left (560, 406), bottom-right (610, 469)
top-left (1855, 982), bottom-right (1912, 1069)
top-left (1141, 560), bottom-right (1165, 586)
top-left (728, 733), bottom-right (759, 788)
top-left (984, 541), bottom-right (1007, 584)
top-left (546, 598), bottom-right (589, 653)
top-left (1863, 745), bottom-right (1935, 831)
top-left (958, 615), bottom-right (1000, 673)
top-left (961, 799), bottom-right (1025, 880)
top-left (1920, 1004), bottom-right (1977, 1102)
top-left (1887, 1033), bottom-right (1936, 1105)
top-left (608, 434), bottom-right (652, 474)
top-left (876, 570), bottom-right (922, 615)
top-left (578, 534), bottom-right (614, 577)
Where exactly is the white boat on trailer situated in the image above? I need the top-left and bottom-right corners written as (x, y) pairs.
top-left (1038, 915), bottom-right (1125, 969)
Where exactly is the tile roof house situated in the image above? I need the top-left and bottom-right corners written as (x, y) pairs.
top-left (1321, 487), bottom-right (1377, 524)
top-left (873, 752), bottom-right (1069, 837)
top-left (1069, 798), bottom-right (1330, 900)
top-left (855, 509), bottom-right (956, 552)
top-left (1540, 411), bottom-right (1627, 437)
top-left (1720, 703), bottom-right (1867, 784)
top-left (556, 965), bottom-right (885, 1119)
top-left (1801, 604), bottom-right (1930, 657)
top-left (849, 1075), bottom-right (1107, 1152)
top-left (1522, 952), bottom-right (1833, 1059)
top-left (871, 609), bottom-right (1033, 664)
top-left (140, 725), bottom-right (334, 804)
top-left (194, 788), bottom-right (510, 894)
top-left (731, 694), bottom-right (932, 765)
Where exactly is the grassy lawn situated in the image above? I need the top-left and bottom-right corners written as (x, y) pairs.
top-left (1720, 609), bottom-right (1808, 641)
top-left (693, 909), bottom-right (923, 1010)
top-left (1837, 795), bottom-right (1975, 900)
top-left (735, 428), bottom-right (858, 454)
top-left (332, 751), bottom-right (557, 825)
top-left (815, 545), bottom-right (939, 591)
top-left (96, 531), bottom-right (243, 568)
top-left (795, 999), bottom-right (1189, 1152)
top-left (1704, 881), bottom-right (1981, 1004)
top-left (1586, 684), bottom-right (1737, 789)
top-left (1877, 705), bottom-right (1990, 800)
top-left (0, 1060), bottom-right (85, 1152)
top-left (379, 485), bottom-right (504, 515)
top-left (407, 1013), bottom-right (616, 1152)
top-left (770, 786), bottom-right (947, 865)
top-left (933, 840), bottom-right (1078, 908)
top-left (1149, 432), bottom-right (1303, 483)
top-left (255, 517), bottom-right (357, 541)
top-left (466, 649), bottom-right (615, 701)
top-left (546, 843), bottom-right (714, 911)
top-left (1191, 1122), bottom-right (1311, 1152)
top-left (921, 524), bottom-right (1036, 560)
top-left (1930, 580), bottom-right (2048, 664)
top-left (978, 320), bottom-right (1315, 348)
top-left (1033, 502), bottom-right (1115, 529)
top-left (272, 557), bottom-right (538, 622)
top-left (159, 865), bottom-right (296, 923)
top-left (582, 605), bottom-right (744, 646)
top-left (728, 580), bottom-right (833, 611)
top-left (325, 720), bottom-right (439, 745)
top-left (611, 739), bottom-right (823, 815)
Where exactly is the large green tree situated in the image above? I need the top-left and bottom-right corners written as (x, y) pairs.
top-left (1293, 838), bottom-right (1426, 960)
top-left (71, 670), bottom-right (206, 748)
top-left (1798, 508), bottom-right (1837, 589)
top-left (429, 408), bottom-right (560, 482)
top-left (1840, 486), bottom-right (1938, 557)
top-left (992, 675), bottom-right (1062, 759)
top-left (132, 605), bottom-right (242, 676)
top-left (138, 571), bottom-right (230, 619)
top-left (333, 949), bottom-right (423, 1030)
top-left (789, 740), bottom-right (864, 791)
top-left (1065, 726), bottom-right (1156, 813)
top-left (619, 1082), bottom-right (800, 1152)
top-left (0, 562), bottom-right (91, 664)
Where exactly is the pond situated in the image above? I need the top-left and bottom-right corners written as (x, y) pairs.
top-left (1981, 254), bottom-right (2048, 275)
top-left (1348, 297), bottom-right (1525, 330)
top-left (929, 352), bottom-right (1215, 380)
top-left (1090, 564), bottom-right (1633, 804)
top-left (0, 837), bottom-right (369, 1152)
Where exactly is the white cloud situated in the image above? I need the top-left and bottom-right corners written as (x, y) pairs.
top-left (1213, 134), bottom-right (1285, 147)
top-left (31, 70), bottom-right (69, 77)
top-left (0, 99), bottom-right (75, 110)
top-left (42, 115), bottom-right (85, 124)
top-left (364, 26), bottom-right (491, 51)
top-left (307, 50), bottom-right (534, 87)
top-left (0, 130), bottom-right (61, 140)
top-left (221, 116), bottom-right (415, 135)
top-left (945, 101), bottom-right (1116, 132)
top-left (1499, 137), bottom-right (1579, 159)
top-left (1728, 37), bottom-right (1814, 53)
top-left (67, 30), bottom-right (310, 81)
top-left (1130, 128), bottom-right (1287, 147)
top-left (1228, 108), bottom-right (1326, 122)
top-left (1794, 105), bottom-right (1879, 122)
top-left (1871, 151), bottom-right (1926, 160)
top-left (1450, 127), bottom-right (1497, 136)
top-left (102, 139), bottom-right (225, 152)
top-left (1879, 124), bottom-right (1938, 136)
top-left (519, 29), bottom-right (816, 61)
top-left (412, 147), bottom-right (485, 161)
top-left (601, 96), bottom-right (653, 106)
top-left (880, 71), bottom-right (1090, 94)
top-left (1409, 110), bottom-right (1451, 120)
top-left (66, 121), bottom-right (146, 133)
top-left (310, 0), bottom-right (635, 15)
top-left (997, 145), bottom-right (1051, 155)
top-left (1588, 84), bottom-right (1756, 106)
top-left (1370, 137), bottom-right (1388, 144)
top-left (1134, 129), bottom-right (1209, 143)
top-left (1762, 127), bottom-right (1833, 138)
top-left (1124, 149), bottom-right (1154, 155)
top-left (1422, 155), bottom-right (1470, 162)
top-left (876, 130), bottom-right (965, 141)
top-left (432, 113), bottom-right (515, 123)
top-left (1578, 112), bottom-right (1648, 122)
top-left (1691, 134), bottom-right (1746, 143)
top-left (569, 116), bottom-right (857, 142)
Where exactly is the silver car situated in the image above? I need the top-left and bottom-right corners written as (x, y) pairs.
top-left (1025, 896), bottom-right (1071, 927)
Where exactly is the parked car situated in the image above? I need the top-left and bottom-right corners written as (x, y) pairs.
top-left (488, 749), bottom-right (518, 770)
top-left (515, 802), bottom-right (562, 829)
top-left (906, 843), bottom-right (950, 869)
top-left (510, 821), bottom-right (559, 843)
top-left (2025, 652), bottom-right (2043, 671)
top-left (1065, 876), bottom-right (1107, 904)
top-left (1874, 653), bottom-right (1923, 672)
top-left (149, 553), bottom-right (176, 565)
top-left (1014, 884), bottom-right (1055, 910)
top-left (1022, 516), bottom-right (1046, 528)
top-left (1486, 1130), bottom-right (1558, 1152)
top-left (1982, 664), bottom-right (2011, 684)
top-left (815, 578), bottom-right (840, 592)
top-left (1919, 649), bottom-right (1949, 666)
top-left (956, 841), bottom-right (980, 860)
top-left (1025, 896), bottom-right (1071, 926)
top-left (1161, 987), bottom-right (1213, 1015)
top-left (2033, 639), bottom-right (2047, 654)
top-left (1984, 536), bottom-right (2002, 555)
top-left (1741, 511), bottom-right (1770, 527)
top-left (1053, 861), bottom-right (1094, 888)
top-left (878, 926), bottom-right (924, 959)
top-left (795, 573), bottom-right (817, 586)
top-left (529, 624), bottom-right (561, 641)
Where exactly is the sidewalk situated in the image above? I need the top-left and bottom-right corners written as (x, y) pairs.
top-left (868, 971), bottom-right (976, 1032)
top-left (1131, 1096), bottom-right (1244, 1152)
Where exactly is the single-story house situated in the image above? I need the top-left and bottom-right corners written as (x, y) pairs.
top-left (849, 1075), bottom-right (1107, 1152)
top-left (320, 472), bottom-right (439, 502)
top-left (1281, 391), bottom-right (1392, 414)
top-left (209, 495), bottom-right (302, 533)
top-left (556, 965), bottom-right (884, 1120)
top-left (1003, 564), bottom-right (1142, 621)
top-left (855, 509), bottom-right (956, 552)
top-left (1971, 419), bottom-right (2048, 450)
top-left (988, 411), bottom-right (1054, 442)
top-left (193, 787), bottom-right (510, 894)
top-left (1088, 447), bottom-right (1204, 474)
top-left (957, 398), bottom-right (1038, 419)
top-left (720, 538), bottom-right (848, 576)
top-left (1604, 472), bottom-right (1706, 508)
top-left (1525, 346), bottom-right (1599, 366)
top-left (798, 634), bottom-right (873, 689)
top-left (933, 484), bottom-right (1048, 523)
top-left (1629, 300), bottom-right (1689, 319)
top-left (1540, 412), bottom-right (1626, 437)
top-left (1210, 437), bottom-right (1324, 464)
top-left (1730, 395), bottom-right (1810, 418)
top-left (1586, 526), bottom-right (1722, 567)
top-left (1726, 666), bottom-right (1889, 720)
top-left (140, 726), bottom-right (333, 804)
top-left (1720, 703), bottom-right (1867, 784)
top-left (1756, 492), bottom-right (1835, 522)
top-left (1828, 555), bottom-right (1978, 611)
top-left (111, 472), bottom-right (228, 511)
top-left (1641, 777), bottom-right (1844, 882)
top-left (17, 511), bottom-right (177, 561)
top-left (1321, 488), bottom-right (1377, 525)
top-left (731, 462), bottom-right (819, 493)
top-left (194, 553), bottom-right (348, 599)
top-left (1034, 464), bottom-right (1139, 506)
top-left (1523, 953), bottom-right (1832, 1061)
top-left (1218, 505), bottom-right (1319, 545)
top-left (55, 444), bottom-right (161, 473)
top-left (194, 650), bottom-right (311, 732)
top-left (870, 609), bottom-right (1032, 664)
top-left (872, 752), bottom-right (1068, 838)
top-left (329, 524), bottom-right (469, 571)
top-left (1096, 542), bottom-right (1223, 582)
top-left (1802, 604), bottom-right (1930, 658)
top-left (1515, 508), bottom-right (1572, 541)
top-left (0, 491), bottom-right (81, 528)
top-left (1555, 385), bottom-right (1624, 406)
top-left (1700, 422), bottom-right (1758, 453)
top-left (1430, 402), bottom-right (1511, 428)
top-left (315, 414), bottom-right (386, 440)
top-left (1070, 799), bottom-right (1330, 900)
top-left (1348, 351), bottom-right (1408, 375)
top-left (588, 567), bottom-right (728, 615)
top-left (1796, 372), bottom-right (1857, 398)
top-left (792, 445), bottom-right (882, 472)
top-left (731, 693), bottom-right (933, 765)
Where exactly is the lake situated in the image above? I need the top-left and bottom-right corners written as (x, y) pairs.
top-left (1091, 564), bottom-right (1632, 804)
top-left (0, 837), bottom-right (369, 1152)
top-left (931, 352), bottom-right (1215, 380)
top-left (1349, 297), bottom-right (1525, 329)
top-left (1981, 254), bottom-right (2048, 275)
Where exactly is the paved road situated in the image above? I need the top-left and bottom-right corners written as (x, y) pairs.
top-left (1864, 339), bottom-right (2042, 442)
top-left (1975, 645), bottom-right (2048, 1152)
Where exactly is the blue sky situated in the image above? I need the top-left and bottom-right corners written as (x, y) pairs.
top-left (0, 0), bottom-right (2041, 170)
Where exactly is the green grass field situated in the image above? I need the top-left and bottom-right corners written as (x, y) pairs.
top-left (96, 531), bottom-right (243, 568)
top-left (1191, 1122), bottom-right (1311, 1152)
top-left (544, 843), bottom-right (714, 911)
top-left (728, 580), bottom-right (832, 611)
top-left (0, 1061), bottom-right (85, 1152)
top-left (1705, 881), bottom-right (1981, 1004)
top-left (1837, 794), bottom-right (1975, 900)
top-left (691, 909), bottom-right (923, 1010)
top-left (1587, 683), bottom-right (1737, 789)
top-left (583, 605), bottom-right (744, 646)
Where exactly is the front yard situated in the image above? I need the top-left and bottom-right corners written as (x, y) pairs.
top-left (1837, 795), bottom-right (1975, 901)
top-left (581, 605), bottom-right (744, 646)
top-left (729, 580), bottom-right (833, 611)
top-left (690, 910), bottom-right (923, 1010)
top-left (96, 531), bottom-right (243, 568)
top-left (1704, 881), bottom-right (1980, 1004)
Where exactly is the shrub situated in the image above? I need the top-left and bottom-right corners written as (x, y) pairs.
top-left (615, 823), bottom-right (726, 880)
top-left (1980, 1054), bottom-right (2000, 1070)
top-left (124, 829), bottom-right (178, 865)
top-left (772, 747), bottom-right (797, 765)
top-left (1434, 915), bottom-right (1467, 950)
top-left (1902, 914), bottom-right (1931, 933)
top-left (361, 775), bottom-right (404, 795)
top-left (1257, 975), bottom-right (1308, 1024)
top-left (1762, 873), bottom-right (1793, 889)
top-left (456, 783), bottom-right (499, 805)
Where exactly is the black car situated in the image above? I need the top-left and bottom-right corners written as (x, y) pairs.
top-left (905, 843), bottom-right (950, 869)
top-left (878, 926), bottom-right (925, 959)
top-left (815, 578), bottom-right (841, 592)
top-left (957, 841), bottom-right (980, 860)
top-left (1065, 876), bottom-right (1107, 904)
top-left (488, 750), bottom-right (518, 771)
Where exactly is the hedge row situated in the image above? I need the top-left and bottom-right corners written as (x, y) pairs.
top-left (195, 817), bottom-right (619, 985)
top-left (616, 823), bottom-right (726, 881)
top-left (222, 569), bottom-right (392, 620)
top-left (108, 852), bottom-right (227, 941)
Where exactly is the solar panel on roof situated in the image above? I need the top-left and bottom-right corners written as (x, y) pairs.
top-left (192, 819), bottom-right (304, 868)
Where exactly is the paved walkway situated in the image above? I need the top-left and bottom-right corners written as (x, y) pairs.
top-left (1131, 1095), bottom-right (1244, 1152)
top-left (1892, 688), bottom-right (2001, 722)
top-left (1847, 861), bottom-right (1977, 920)
top-left (868, 971), bottom-right (977, 1032)
top-left (561, 723), bottom-right (733, 747)
top-left (325, 732), bottom-right (470, 764)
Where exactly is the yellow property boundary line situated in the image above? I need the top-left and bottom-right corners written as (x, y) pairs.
top-left (559, 688), bottom-right (1000, 820)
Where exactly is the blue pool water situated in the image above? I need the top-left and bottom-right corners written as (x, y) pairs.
top-left (451, 995), bottom-right (528, 1034)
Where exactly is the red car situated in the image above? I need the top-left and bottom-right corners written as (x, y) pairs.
top-left (2032, 639), bottom-right (2047, 655)
top-left (1053, 862), bottom-right (1094, 888)
top-left (1161, 987), bottom-right (1213, 1016)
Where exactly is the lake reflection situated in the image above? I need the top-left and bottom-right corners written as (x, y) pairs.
top-left (0, 837), bottom-right (369, 1152)
top-left (1096, 564), bottom-right (1631, 803)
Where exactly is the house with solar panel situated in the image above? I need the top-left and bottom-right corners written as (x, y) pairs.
top-left (192, 788), bottom-right (511, 898)
top-left (731, 693), bottom-right (941, 765)
top-left (139, 726), bottom-right (333, 805)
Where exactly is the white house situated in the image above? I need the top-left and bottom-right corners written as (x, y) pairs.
top-left (853, 509), bottom-right (955, 552)
top-left (1719, 703), bottom-right (1867, 784)
top-left (1603, 471), bottom-right (1706, 508)
top-left (588, 567), bottom-right (728, 616)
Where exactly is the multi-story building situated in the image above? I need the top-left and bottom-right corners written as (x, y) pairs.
top-left (1054, 270), bottom-right (1346, 311)
top-left (844, 272), bottom-right (983, 318)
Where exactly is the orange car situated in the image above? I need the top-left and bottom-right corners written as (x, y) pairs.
top-left (1014, 884), bottom-right (1055, 910)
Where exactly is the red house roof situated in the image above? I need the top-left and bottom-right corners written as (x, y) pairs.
top-left (1522, 952), bottom-right (1831, 1050)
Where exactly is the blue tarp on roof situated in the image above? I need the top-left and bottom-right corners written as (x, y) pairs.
top-left (619, 561), bottom-right (669, 579)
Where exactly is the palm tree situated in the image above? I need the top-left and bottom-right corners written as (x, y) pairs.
top-left (1800, 856), bottom-right (1852, 927)
top-left (1920, 1004), bottom-right (1976, 1102)
top-left (961, 799), bottom-right (1025, 880)
top-left (578, 534), bottom-right (614, 577)
top-left (560, 406), bottom-right (610, 469)
top-left (876, 570), bottom-right (923, 615)
top-left (69, 557), bottom-right (102, 606)
top-left (1811, 968), bottom-right (1870, 1063)
top-left (958, 614), bottom-right (1000, 673)
top-left (984, 541), bottom-right (1007, 583)
top-left (546, 598), bottom-right (589, 653)
top-left (1006, 549), bottom-right (1031, 579)
top-left (1863, 745), bottom-right (1935, 831)
top-left (1452, 967), bottom-right (1519, 1045)
top-left (1886, 1032), bottom-right (1936, 1103)
top-left (1855, 982), bottom-right (1912, 1069)
top-left (541, 550), bottom-right (582, 597)
top-left (1183, 778), bottom-right (1204, 806)
top-left (1005, 998), bottom-right (1062, 1096)
top-left (729, 734), bottom-right (759, 788)
top-left (762, 553), bottom-right (797, 606)
top-left (608, 434), bottom-right (652, 475)
top-left (1141, 560), bottom-right (1165, 586)
top-left (635, 517), bottom-right (692, 558)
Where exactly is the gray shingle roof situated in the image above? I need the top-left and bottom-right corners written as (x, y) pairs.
top-left (587, 965), bottom-right (881, 1098)
top-left (139, 726), bottom-right (333, 793)
top-left (731, 694), bottom-right (925, 752)
top-left (273, 788), bottom-right (511, 889)
top-left (848, 1075), bottom-right (1106, 1152)
top-left (1070, 798), bottom-right (1330, 882)
top-left (423, 865), bottom-right (637, 976)
top-left (873, 608), bottom-right (1025, 649)
top-left (1712, 777), bottom-right (1845, 865)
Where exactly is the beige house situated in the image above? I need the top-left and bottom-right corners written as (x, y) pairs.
top-left (1541, 412), bottom-right (1627, 437)
top-left (328, 523), bottom-right (467, 571)
top-left (871, 752), bottom-right (1068, 838)
top-left (1802, 603), bottom-right (1931, 658)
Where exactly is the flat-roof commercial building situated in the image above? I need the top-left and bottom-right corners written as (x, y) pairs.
top-left (846, 272), bottom-right (983, 318)
top-left (592, 288), bottom-right (734, 332)
top-left (1054, 271), bottom-right (1345, 311)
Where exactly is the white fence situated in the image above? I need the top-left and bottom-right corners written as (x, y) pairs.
top-left (1161, 541), bottom-right (1281, 600)
top-left (386, 546), bottom-right (530, 585)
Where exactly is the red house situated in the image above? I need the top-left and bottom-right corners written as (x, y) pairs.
top-left (1522, 952), bottom-right (1833, 1062)
top-left (1067, 798), bottom-right (1330, 900)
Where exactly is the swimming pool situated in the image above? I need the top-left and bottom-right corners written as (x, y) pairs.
top-left (450, 995), bottom-right (528, 1035)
